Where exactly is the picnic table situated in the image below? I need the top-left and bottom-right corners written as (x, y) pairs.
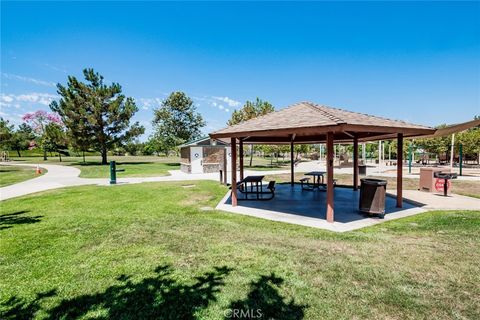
top-left (239, 175), bottom-right (265, 199)
top-left (302, 171), bottom-right (327, 191)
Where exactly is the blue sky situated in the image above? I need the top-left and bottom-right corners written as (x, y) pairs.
top-left (1, 1), bottom-right (479, 140)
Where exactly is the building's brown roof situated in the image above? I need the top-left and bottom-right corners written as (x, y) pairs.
top-left (210, 101), bottom-right (435, 143)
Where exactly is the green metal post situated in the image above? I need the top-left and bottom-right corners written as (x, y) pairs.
top-left (110, 161), bottom-right (117, 184)
top-left (459, 144), bottom-right (463, 176)
top-left (408, 142), bottom-right (412, 174)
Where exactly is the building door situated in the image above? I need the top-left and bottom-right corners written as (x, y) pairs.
top-left (190, 147), bottom-right (203, 174)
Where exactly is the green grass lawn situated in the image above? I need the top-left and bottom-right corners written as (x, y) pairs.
top-left (9, 155), bottom-right (180, 178)
top-left (244, 156), bottom-right (291, 171)
top-left (0, 165), bottom-right (46, 187)
top-left (1, 181), bottom-right (479, 319)
top-left (74, 161), bottom-right (180, 178)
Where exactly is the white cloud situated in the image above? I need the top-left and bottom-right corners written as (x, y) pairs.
top-left (194, 95), bottom-right (241, 113)
top-left (44, 63), bottom-right (67, 73)
top-left (15, 93), bottom-right (57, 106)
top-left (212, 96), bottom-right (242, 108)
top-left (139, 97), bottom-right (163, 109)
top-left (2, 73), bottom-right (56, 87)
top-left (0, 92), bottom-right (58, 115)
top-left (138, 94), bottom-right (239, 117)
top-left (1, 95), bottom-right (13, 103)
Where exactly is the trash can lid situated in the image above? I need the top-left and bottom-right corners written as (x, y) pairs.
top-left (360, 178), bottom-right (387, 186)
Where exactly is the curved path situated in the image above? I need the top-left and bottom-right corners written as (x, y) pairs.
top-left (0, 163), bottom-right (104, 201)
top-left (0, 161), bottom-right (290, 201)
top-left (2, 161), bottom-right (478, 202)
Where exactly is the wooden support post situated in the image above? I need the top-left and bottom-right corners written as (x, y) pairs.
top-left (239, 139), bottom-right (244, 181)
top-left (362, 143), bottom-right (366, 163)
top-left (231, 138), bottom-right (238, 207)
top-left (396, 133), bottom-right (403, 208)
top-left (223, 148), bottom-right (227, 185)
top-left (353, 135), bottom-right (359, 190)
top-left (290, 139), bottom-right (294, 186)
top-left (326, 132), bottom-right (334, 223)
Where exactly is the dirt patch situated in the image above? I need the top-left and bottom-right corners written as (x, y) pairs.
top-left (180, 192), bottom-right (211, 206)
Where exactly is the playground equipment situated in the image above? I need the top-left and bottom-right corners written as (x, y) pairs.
top-left (1, 151), bottom-right (10, 162)
top-left (109, 161), bottom-right (125, 184)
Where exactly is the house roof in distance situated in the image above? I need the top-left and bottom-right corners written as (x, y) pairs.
top-left (179, 136), bottom-right (229, 147)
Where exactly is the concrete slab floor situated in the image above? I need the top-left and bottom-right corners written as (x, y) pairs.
top-left (216, 183), bottom-right (428, 232)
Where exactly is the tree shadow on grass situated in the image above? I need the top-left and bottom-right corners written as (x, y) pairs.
top-left (226, 273), bottom-right (306, 320)
top-left (0, 290), bottom-right (56, 320)
top-left (0, 211), bottom-right (42, 231)
top-left (0, 168), bottom-right (20, 173)
top-left (1, 264), bottom-right (233, 320)
top-left (165, 162), bottom-right (180, 167)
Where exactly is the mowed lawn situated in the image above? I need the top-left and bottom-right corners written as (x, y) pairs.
top-left (75, 161), bottom-right (180, 178)
top-left (0, 165), bottom-right (45, 187)
top-left (0, 181), bottom-right (479, 319)
top-left (9, 156), bottom-right (180, 178)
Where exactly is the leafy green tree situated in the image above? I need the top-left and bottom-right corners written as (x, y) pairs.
top-left (51, 68), bottom-right (144, 164)
top-left (67, 119), bottom-right (92, 163)
top-left (43, 123), bottom-right (68, 162)
top-left (10, 124), bottom-right (35, 157)
top-left (0, 118), bottom-right (14, 151)
top-left (124, 140), bottom-right (144, 156)
top-left (227, 98), bottom-right (274, 126)
top-left (414, 124), bottom-right (451, 162)
top-left (457, 126), bottom-right (480, 164)
top-left (228, 98), bottom-right (275, 166)
top-left (151, 91), bottom-right (205, 155)
top-left (142, 141), bottom-right (156, 156)
top-left (294, 144), bottom-right (311, 159)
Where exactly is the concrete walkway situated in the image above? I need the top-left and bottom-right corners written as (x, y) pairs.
top-left (0, 162), bottom-right (289, 201)
top-left (388, 189), bottom-right (480, 211)
top-left (0, 163), bottom-right (104, 201)
top-left (1, 161), bottom-right (479, 203)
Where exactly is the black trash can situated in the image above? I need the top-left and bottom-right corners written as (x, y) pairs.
top-left (359, 178), bottom-right (387, 218)
top-left (358, 165), bottom-right (367, 176)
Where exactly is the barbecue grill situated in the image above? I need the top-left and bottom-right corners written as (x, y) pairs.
top-left (433, 172), bottom-right (458, 196)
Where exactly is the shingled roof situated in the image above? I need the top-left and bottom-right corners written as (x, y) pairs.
top-left (210, 101), bottom-right (435, 143)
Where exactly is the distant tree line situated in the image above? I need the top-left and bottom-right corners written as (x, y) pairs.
top-left (2, 69), bottom-right (477, 165)
top-left (0, 69), bottom-right (209, 163)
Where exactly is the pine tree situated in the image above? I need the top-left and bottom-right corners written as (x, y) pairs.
top-left (51, 68), bottom-right (144, 164)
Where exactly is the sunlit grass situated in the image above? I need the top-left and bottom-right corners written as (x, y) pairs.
top-left (0, 165), bottom-right (46, 187)
top-left (1, 181), bottom-right (479, 319)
